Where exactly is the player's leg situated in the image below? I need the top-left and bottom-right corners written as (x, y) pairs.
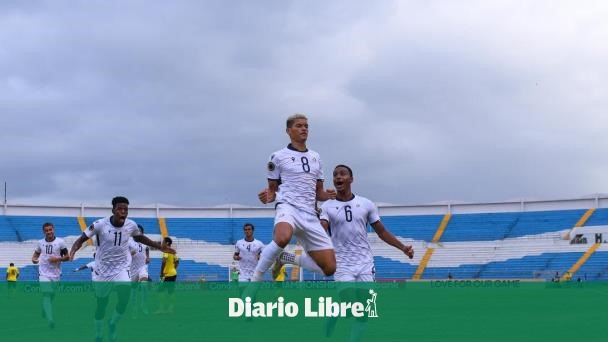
top-left (42, 292), bottom-right (55, 328)
top-left (139, 274), bottom-right (149, 315)
top-left (94, 295), bottom-right (109, 340)
top-left (108, 283), bottom-right (131, 341)
top-left (105, 271), bottom-right (131, 341)
top-left (165, 275), bottom-right (177, 314)
top-left (154, 281), bottom-right (168, 314)
top-left (294, 212), bottom-right (336, 276)
top-left (238, 271), bottom-right (252, 297)
top-left (39, 276), bottom-right (56, 328)
top-left (274, 250), bottom-right (328, 276)
top-left (325, 271), bottom-right (357, 337)
top-left (349, 271), bottom-right (375, 342)
top-left (130, 278), bottom-right (139, 318)
top-left (253, 210), bottom-right (295, 281)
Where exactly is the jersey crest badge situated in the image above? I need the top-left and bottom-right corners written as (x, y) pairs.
top-left (267, 161), bottom-right (276, 171)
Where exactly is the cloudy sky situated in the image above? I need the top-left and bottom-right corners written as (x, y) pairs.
top-left (2, 1), bottom-right (608, 207)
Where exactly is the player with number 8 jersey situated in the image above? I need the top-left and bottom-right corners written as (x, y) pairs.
top-left (253, 114), bottom-right (337, 282)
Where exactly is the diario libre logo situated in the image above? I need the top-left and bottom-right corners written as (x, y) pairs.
top-left (228, 289), bottom-right (379, 318)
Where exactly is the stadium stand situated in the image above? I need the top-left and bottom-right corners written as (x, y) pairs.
top-left (1, 198), bottom-right (608, 282)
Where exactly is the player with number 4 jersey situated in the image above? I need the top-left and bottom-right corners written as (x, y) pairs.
top-left (233, 223), bottom-right (264, 282)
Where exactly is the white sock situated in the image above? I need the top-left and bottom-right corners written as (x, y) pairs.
top-left (109, 310), bottom-right (122, 325)
top-left (295, 254), bottom-right (324, 274)
top-left (253, 241), bottom-right (283, 280)
top-left (94, 319), bottom-right (103, 338)
top-left (43, 296), bottom-right (53, 322)
top-left (279, 252), bottom-right (297, 264)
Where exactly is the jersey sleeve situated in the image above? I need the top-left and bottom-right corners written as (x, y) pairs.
top-left (130, 221), bottom-right (142, 237)
top-left (84, 221), bottom-right (99, 239)
top-left (316, 153), bottom-right (325, 181)
top-left (367, 199), bottom-right (381, 224)
top-left (319, 201), bottom-right (330, 222)
top-left (34, 242), bottom-right (41, 254)
top-left (128, 240), bottom-right (138, 253)
top-left (267, 153), bottom-right (280, 180)
top-left (59, 239), bottom-right (69, 256)
top-left (234, 243), bottom-right (240, 254)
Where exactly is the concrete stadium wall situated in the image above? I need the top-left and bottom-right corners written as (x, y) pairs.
top-left (2, 195), bottom-right (606, 218)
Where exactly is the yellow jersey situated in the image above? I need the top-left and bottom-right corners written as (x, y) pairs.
top-left (162, 253), bottom-right (179, 277)
top-left (6, 266), bottom-right (19, 281)
top-left (274, 265), bottom-right (286, 281)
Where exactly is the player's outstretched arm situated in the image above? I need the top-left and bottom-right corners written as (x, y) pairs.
top-left (69, 233), bottom-right (89, 260)
top-left (73, 264), bottom-right (88, 272)
top-left (133, 235), bottom-right (176, 254)
top-left (371, 221), bottom-right (414, 259)
top-left (32, 250), bottom-right (41, 264)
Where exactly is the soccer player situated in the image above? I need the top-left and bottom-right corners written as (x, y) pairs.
top-left (6, 262), bottom-right (19, 298)
top-left (233, 223), bottom-right (264, 282)
top-left (69, 196), bottom-right (175, 342)
top-left (276, 165), bottom-right (414, 340)
top-left (129, 224), bottom-right (150, 318)
top-left (321, 164), bottom-right (414, 281)
top-left (32, 222), bottom-right (69, 329)
top-left (254, 113), bottom-right (337, 281)
top-left (154, 237), bottom-right (179, 314)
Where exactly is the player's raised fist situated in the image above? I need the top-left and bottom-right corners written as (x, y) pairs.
top-left (326, 189), bottom-right (337, 200)
top-left (403, 245), bottom-right (414, 259)
top-left (258, 188), bottom-right (275, 204)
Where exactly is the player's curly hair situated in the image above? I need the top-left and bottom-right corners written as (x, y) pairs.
top-left (334, 164), bottom-right (353, 177)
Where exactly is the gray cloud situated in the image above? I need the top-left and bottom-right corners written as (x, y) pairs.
top-left (1, 1), bottom-right (608, 206)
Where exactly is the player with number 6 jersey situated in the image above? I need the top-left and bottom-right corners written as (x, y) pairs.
top-left (320, 164), bottom-right (414, 281)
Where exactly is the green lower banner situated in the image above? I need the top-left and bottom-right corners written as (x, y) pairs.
top-left (1, 280), bottom-right (606, 341)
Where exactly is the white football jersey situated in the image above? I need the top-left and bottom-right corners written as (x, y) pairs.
top-left (320, 195), bottom-right (380, 267)
top-left (234, 238), bottom-right (264, 276)
top-left (267, 144), bottom-right (324, 215)
top-left (35, 237), bottom-right (68, 279)
top-left (85, 217), bottom-right (142, 277)
top-left (129, 238), bottom-right (148, 274)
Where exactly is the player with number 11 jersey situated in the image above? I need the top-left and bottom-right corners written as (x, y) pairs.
top-left (86, 216), bottom-right (141, 281)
